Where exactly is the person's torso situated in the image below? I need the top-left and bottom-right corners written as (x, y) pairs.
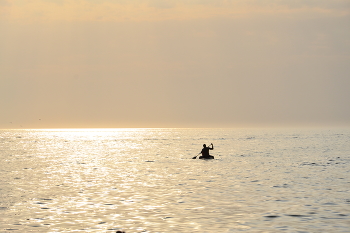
top-left (201, 147), bottom-right (210, 156)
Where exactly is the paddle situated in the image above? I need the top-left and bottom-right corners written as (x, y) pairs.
top-left (192, 152), bottom-right (201, 159)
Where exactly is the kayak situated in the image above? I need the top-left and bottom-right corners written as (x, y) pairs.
top-left (199, 155), bottom-right (214, 160)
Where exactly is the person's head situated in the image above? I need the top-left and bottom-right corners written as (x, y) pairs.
top-left (203, 144), bottom-right (206, 148)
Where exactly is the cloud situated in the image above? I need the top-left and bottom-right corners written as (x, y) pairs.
top-left (1, 0), bottom-right (348, 22)
top-left (0, 0), bottom-right (10, 6)
top-left (148, 0), bottom-right (176, 9)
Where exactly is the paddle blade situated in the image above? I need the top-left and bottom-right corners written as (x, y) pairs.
top-left (192, 156), bottom-right (197, 159)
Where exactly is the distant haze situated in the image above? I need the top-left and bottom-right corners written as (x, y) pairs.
top-left (1, 0), bottom-right (349, 128)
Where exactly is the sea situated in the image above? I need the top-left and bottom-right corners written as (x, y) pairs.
top-left (0, 128), bottom-right (349, 232)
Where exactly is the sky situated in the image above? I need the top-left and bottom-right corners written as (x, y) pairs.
top-left (1, 0), bottom-right (350, 128)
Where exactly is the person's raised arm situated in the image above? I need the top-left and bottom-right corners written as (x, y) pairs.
top-left (210, 143), bottom-right (214, 150)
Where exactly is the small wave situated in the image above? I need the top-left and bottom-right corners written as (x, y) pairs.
top-left (286, 214), bottom-right (309, 218)
top-left (264, 215), bottom-right (280, 218)
top-left (301, 162), bottom-right (326, 167)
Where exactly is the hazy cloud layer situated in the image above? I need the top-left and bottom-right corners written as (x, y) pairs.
top-left (1, 0), bottom-right (349, 22)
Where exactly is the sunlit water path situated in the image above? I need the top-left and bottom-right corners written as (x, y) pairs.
top-left (1, 128), bottom-right (349, 232)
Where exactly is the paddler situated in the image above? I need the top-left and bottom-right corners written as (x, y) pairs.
top-left (199, 143), bottom-right (214, 159)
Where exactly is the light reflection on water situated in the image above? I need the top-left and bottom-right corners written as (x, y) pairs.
top-left (0, 128), bottom-right (350, 232)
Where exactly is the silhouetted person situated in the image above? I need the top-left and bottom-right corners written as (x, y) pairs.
top-left (199, 143), bottom-right (214, 159)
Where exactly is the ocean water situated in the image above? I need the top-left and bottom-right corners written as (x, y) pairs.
top-left (0, 128), bottom-right (349, 232)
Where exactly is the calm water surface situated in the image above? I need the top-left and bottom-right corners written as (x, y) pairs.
top-left (0, 128), bottom-right (349, 232)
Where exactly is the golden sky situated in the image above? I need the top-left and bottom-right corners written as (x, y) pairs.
top-left (2, 0), bottom-right (348, 22)
top-left (1, 0), bottom-right (350, 128)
